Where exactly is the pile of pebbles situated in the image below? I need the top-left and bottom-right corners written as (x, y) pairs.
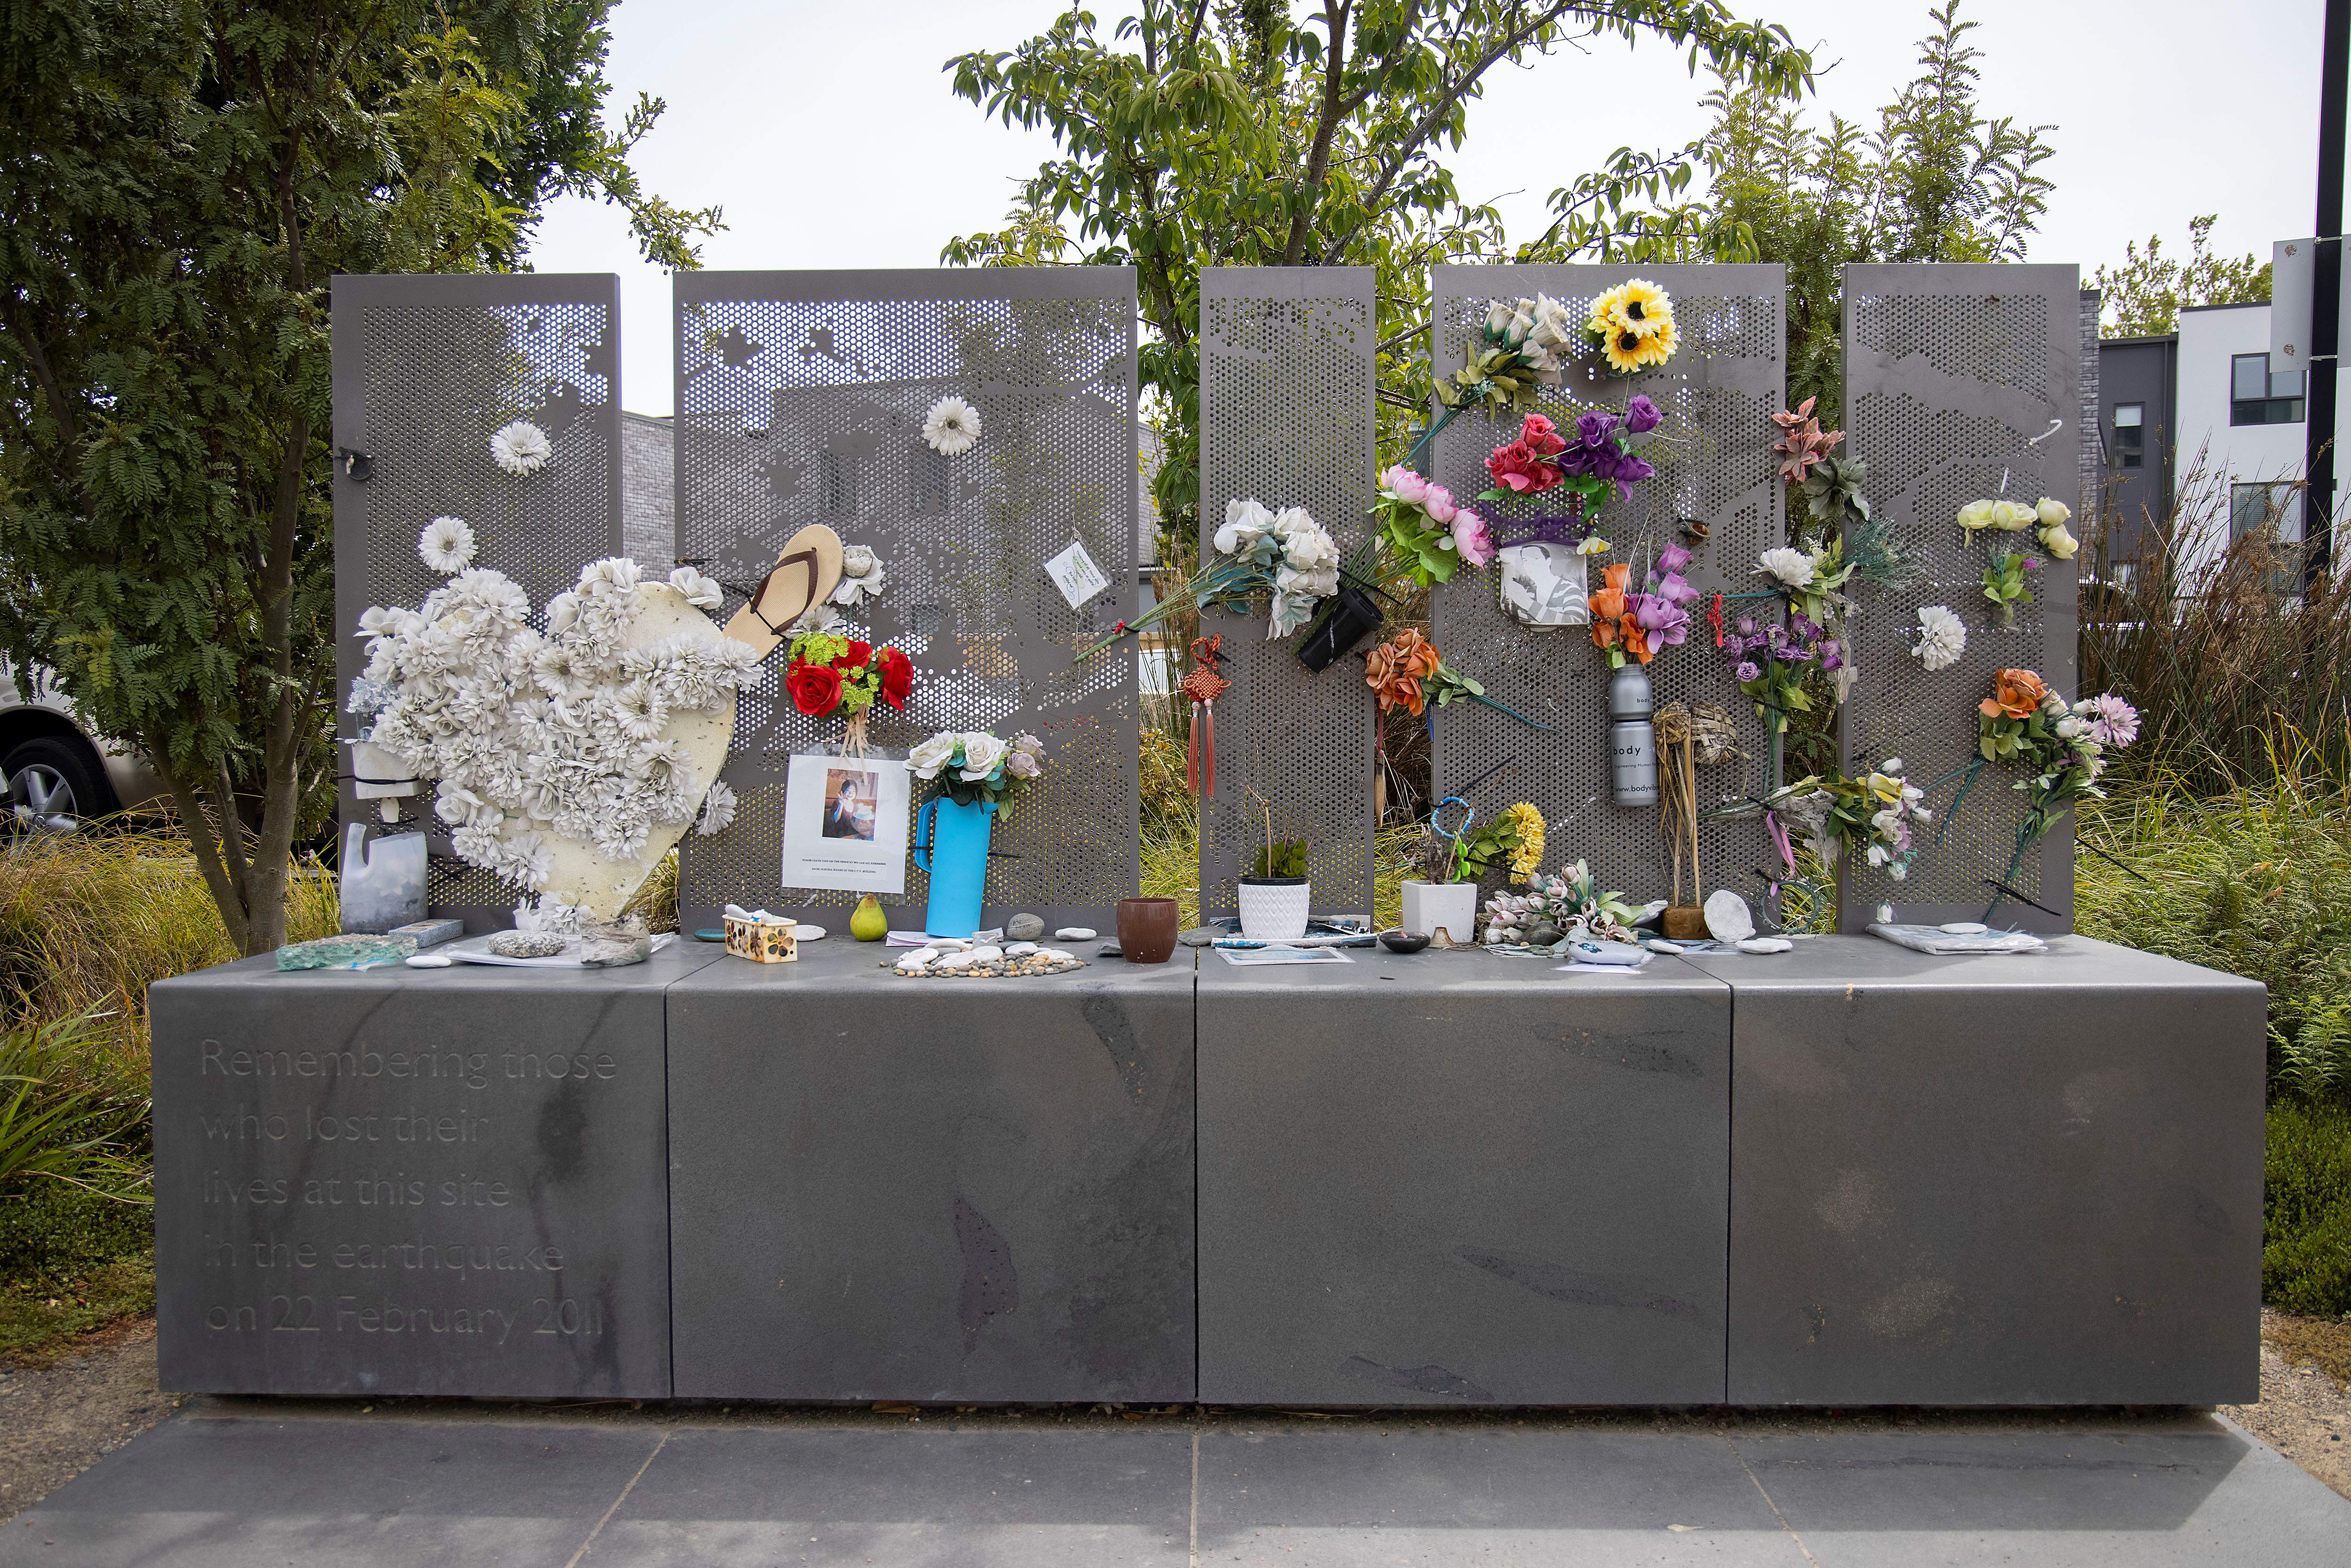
top-left (890, 938), bottom-right (1086, 979)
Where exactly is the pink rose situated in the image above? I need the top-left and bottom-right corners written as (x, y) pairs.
top-left (1422, 483), bottom-right (1456, 525)
top-left (1452, 509), bottom-right (1494, 568)
top-left (1484, 439), bottom-right (1561, 496)
top-left (1520, 413), bottom-right (1568, 458)
top-left (1380, 465), bottom-right (1428, 504)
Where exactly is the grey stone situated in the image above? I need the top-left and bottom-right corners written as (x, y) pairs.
top-left (149, 943), bottom-right (725, 1397)
top-left (667, 938), bottom-right (1196, 1402)
top-left (1005, 913), bottom-right (1045, 941)
top-left (487, 930), bottom-right (566, 958)
top-left (1054, 926), bottom-right (1096, 940)
top-left (1678, 935), bottom-right (2266, 1405)
top-left (1178, 926), bottom-right (1218, 947)
top-left (1198, 946), bottom-right (1733, 1405)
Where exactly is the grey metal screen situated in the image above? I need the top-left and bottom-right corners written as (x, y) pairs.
top-left (1838, 264), bottom-right (2081, 933)
top-left (331, 273), bottom-right (623, 929)
top-left (1428, 266), bottom-right (1785, 912)
top-left (1195, 268), bottom-right (1378, 920)
top-left (672, 269), bottom-right (1142, 935)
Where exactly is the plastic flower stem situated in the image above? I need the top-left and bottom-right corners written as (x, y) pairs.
top-left (1071, 556), bottom-right (1259, 662)
top-left (1401, 406), bottom-right (1466, 473)
top-left (1930, 757), bottom-right (1988, 851)
top-left (1467, 692), bottom-right (1556, 732)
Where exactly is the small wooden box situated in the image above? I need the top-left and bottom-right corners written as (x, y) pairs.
top-left (723, 916), bottom-right (798, 963)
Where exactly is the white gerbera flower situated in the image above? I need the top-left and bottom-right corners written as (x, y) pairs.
top-left (695, 780), bottom-right (736, 836)
top-left (668, 567), bottom-right (724, 609)
top-left (418, 516), bottom-right (475, 575)
top-left (1913, 605), bottom-right (1966, 672)
top-left (615, 679), bottom-right (668, 741)
top-left (490, 420), bottom-right (552, 477)
top-left (922, 396), bottom-right (981, 456)
top-left (1757, 546), bottom-right (1815, 589)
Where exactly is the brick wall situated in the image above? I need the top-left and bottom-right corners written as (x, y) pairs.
top-left (621, 412), bottom-right (673, 569)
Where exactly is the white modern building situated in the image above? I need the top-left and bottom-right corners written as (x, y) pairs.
top-left (2098, 299), bottom-right (2349, 587)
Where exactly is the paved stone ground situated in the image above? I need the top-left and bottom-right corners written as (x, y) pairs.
top-left (5, 1397), bottom-right (2351, 1567)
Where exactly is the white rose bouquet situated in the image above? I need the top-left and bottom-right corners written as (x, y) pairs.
top-left (910, 729), bottom-right (1046, 808)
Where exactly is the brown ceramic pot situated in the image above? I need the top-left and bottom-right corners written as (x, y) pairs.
top-left (1116, 896), bottom-right (1181, 963)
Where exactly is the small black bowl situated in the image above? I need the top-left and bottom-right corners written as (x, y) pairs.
top-left (1377, 929), bottom-right (1431, 954)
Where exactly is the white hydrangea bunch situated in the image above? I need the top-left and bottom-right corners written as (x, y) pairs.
top-left (347, 557), bottom-right (761, 891)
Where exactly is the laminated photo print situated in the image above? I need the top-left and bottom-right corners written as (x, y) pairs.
top-left (1497, 541), bottom-right (1591, 628)
top-left (780, 749), bottom-right (910, 894)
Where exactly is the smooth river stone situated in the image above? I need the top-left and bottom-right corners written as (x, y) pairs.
top-left (966, 945), bottom-right (1005, 964)
top-left (1703, 890), bottom-right (1755, 943)
top-left (1005, 913), bottom-right (1045, 941)
top-left (1054, 927), bottom-right (1097, 941)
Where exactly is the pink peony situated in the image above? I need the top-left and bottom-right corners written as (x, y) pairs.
top-left (1422, 483), bottom-right (1457, 525)
top-left (1380, 465), bottom-right (1428, 504)
top-left (1452, 509), bottom-right (1494, 567)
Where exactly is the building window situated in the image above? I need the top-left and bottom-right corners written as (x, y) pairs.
top-left (2231, 481), bottom-right (2304, 594)
top-left (2113, 402), bottom-right (2145, 469)
top-left (2231, 353), bottom-right (2305, 425)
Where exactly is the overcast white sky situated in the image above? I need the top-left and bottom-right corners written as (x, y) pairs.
top-left (526, 0), bottom-right (2343, 416)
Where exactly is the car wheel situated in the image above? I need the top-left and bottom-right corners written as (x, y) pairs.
top-left (4, 736), bottom-right (114, 834)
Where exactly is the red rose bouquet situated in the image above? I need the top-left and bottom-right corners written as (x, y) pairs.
top-left (784, 630), bottom-right (915, 752)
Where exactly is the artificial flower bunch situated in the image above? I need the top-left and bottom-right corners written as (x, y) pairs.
top-left (1912, 605), bottom-right (1967, 672)
top-left (1373, 466), bottom-right (1492, 587)
top-left (781, 628), bottom-right (914, 751)
top-left (1981, 551), bottom-right (2040, 625)
top-left (1586, 280), bottom-right (1678, 375)
top-left (1587, 541), bottom-right (1696, 669)
top-left (349, 546), bottom-right (760, 891)
top-left (1482, 401), bottom-right (1661, 529)
top-left (1480, 859), bottom-right (1647, 946)
top-left (1365, 629), bottom-right (1553, 731)
top-left (1754, 538), bottom-right (1858, 630)
top-left (909, 728), bottom-right (1046, 809)
top-left (1436, 295), bottom-right (1580, 417)
top-left (1713, 606), bottom-right (1844, 733)
top-left (1768, 761), bottom-right (1933, 881)
top-left (1957, 496), bottom-right (2076, 558)
top-left (1977, 669), bottom-right (2138, 844)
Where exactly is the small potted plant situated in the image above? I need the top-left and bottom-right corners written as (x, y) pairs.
top-left (1236, 798), bottom-right (1311, 941)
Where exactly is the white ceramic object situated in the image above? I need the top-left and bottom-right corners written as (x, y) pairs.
top-left (1004, 941), bottom-right (1038, 957)
top-left (1704, 889), bottom-right (1755, 943)
top-left (404, 953), bottom-right (453, 969)
top-left (1400, 880), bottom-right (1481, 944)
top-left (1737, 936), bottom-right (1792, 954)
top-left (1054, 927), bottom-right (1097, 940)
top-left (1237, 878), bottom-right (1312, 942)
top-left (794, 925), bottom-right (826, 940)
top-left (967, 945), bottom-right (1004, 964)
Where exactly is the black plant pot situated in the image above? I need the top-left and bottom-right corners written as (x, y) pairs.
top-left (1296, 583), bottom-right (1383, 672)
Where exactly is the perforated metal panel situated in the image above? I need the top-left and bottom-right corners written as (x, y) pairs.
top-left (1196, 269), bottom-right (1378, 919)
top-left (1428, 266), bottom-right (1785, 909)
top-left (331, 273), bottom-right (623, 930)
top-left (671, 269), bottom-right (1142, 934)
top-left (1838, 265), bottom-right (2080, 933)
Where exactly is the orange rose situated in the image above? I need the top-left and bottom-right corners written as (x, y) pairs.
top-left (1388, 627), bottom-right (1441, 679)
top-left (1365, 637), bottom-right (1429, 716)
top-left (1621, 614), bottom-right (1653, 664)
top-left (1589, 564), bottom-right (1631, 653)
top-left (1980, 667), bottom-right (2048, 720)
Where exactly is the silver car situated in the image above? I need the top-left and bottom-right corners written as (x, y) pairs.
top-left (0, 661), bottom-right (168, 829)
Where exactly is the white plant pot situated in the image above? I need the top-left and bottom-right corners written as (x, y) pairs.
top-left (1236, 876), bottom-right (1311, 942)
top-left (1401, 880), bottom-right (1481, 944)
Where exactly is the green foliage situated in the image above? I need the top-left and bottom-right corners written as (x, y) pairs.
top-left (1525, 1), bottom-right (2054, 419)
top-left (1249, 839), bottom-right (1308, 879)
top-left (0, 1), bottom-right (716, 955)
top-left (2093, 215), bottom-right (2272, 339)
top-left (0, 1184), bottom-right (152, 1287)
top-left (944, 1), bottom-right (1815, 559)
top-left (2263, 1100), bottom-right (2351, 1317)
top-left (0, 1013), bottom-right (150, 1203)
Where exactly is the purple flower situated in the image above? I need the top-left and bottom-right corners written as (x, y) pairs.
top-left (1634, 594), bottom-right (1690, 648)
top-left (2081, 692), bottom-right (2139, 747)
top-left (1608, 450), bottom-right (1654, 498)
top-left (1625, 394), bottom-right (1662, 434)
top-left (1574, 409), bottom-right (1619, 448)
top-left (1735, 661), bottom-right (1761, 684)
top-left (1657, 541), bottom-right (1692, 575)
top-left (1789, 612), bottom-right (1821, 643)
top-left (1736, 617), bottom-right (1757, 638)
top-left (1817, 638), bottom-right (1844, 671)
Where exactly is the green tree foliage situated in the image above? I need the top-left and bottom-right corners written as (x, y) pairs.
top-left (2091, 215), bottom-right (2272, 339)
top-left (943, 1), bottom-right (1815, 557)
top-left (0, 1), bottom-right (718, 955)
top-left (1524, 1), bottom-right (2055, 421)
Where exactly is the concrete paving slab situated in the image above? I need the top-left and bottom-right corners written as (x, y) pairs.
top-left (594, 1425), bottom-right (1194, 1563)
top-left (0, 1413), bottom-right (661, 1566)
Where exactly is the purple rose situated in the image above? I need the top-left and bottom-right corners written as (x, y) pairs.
top-left (1817, 638), bottom-right (1843, 671)
top-left (1609, 450), bottom-right (1653, 499)
top-left (1789, 612), bottom-right (1820, 642)
top-left (1635, 595), bottom-right (1690, 648)
top-left (1556, 443), bottom-right (1598, 479)
top-left (1736, 617), bottom-right (1757, 637)
top-left (1735, 661), bottom-right (1761, 684)
top-left (1625, 394), bottom-right (1661, 434)
top-left (1574, 409), bottom-right (1618, 449)
top-left (1657, 541), bottom-right (1691, 575)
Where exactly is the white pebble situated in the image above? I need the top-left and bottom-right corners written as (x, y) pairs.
top-left (1038, 948), bottom-right (1074, 962)
top-left (1054, 927), bottom-right (1096, 940)
top-left (1644, 939), bottom-right (1685, 954)
top-left (935, 952), bottom-right (975, 969)
top-left (966, 945), bottom-right (1004, 964)
top-left (1736, 936), bottom-right (1793, 954)
top-left (1003, 942), bottom-right (1038, 957)
top-left (1937, 922), bottom-right (1988, 935)
top-left (794, 924), bottom-right (826, 940)
top-left (404, 954), bottom-right (453, 969)
top-left (927, 938), bottom-right (972, 952)
top-left (895, 951), bottom-right (935, 971)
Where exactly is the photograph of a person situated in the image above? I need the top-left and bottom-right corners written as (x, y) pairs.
top-left (821, 768), bottom-right (878, 842)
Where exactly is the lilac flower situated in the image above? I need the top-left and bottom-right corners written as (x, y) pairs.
top-left (1736, 617), bottom-right (1757, 638)
top-left (1735, 661), bottom-right (1761, 684)
top-left (1817, 638), bottom-right (1844, 671)
top-left (1625, 394), bottom-right (1662, 434)
top-left (1657, 541), bottom-right (1692, 575)
top-left (2079, 692), bottom-right (2140, 748)
top-left (1634, 593), bottom-right (1690, 649)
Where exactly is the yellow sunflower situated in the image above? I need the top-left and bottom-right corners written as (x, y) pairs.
top-left (1629, 313), bottom-right (1678, 369)
top-left (1609, 279), bottom-right (1673, 340)
top-left (1601, 323), bottom-right (1647, 375)
top-left (1503, 801), bottom-right (1546, 884)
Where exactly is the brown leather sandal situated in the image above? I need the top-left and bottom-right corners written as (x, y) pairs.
top-left (722, 524), bottom-right (844, 659)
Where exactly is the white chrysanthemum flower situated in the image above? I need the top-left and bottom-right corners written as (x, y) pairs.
top-left (615, 679), bottom-right (668, 741)
top-left (922, 395), bottom-right (981, 456)
top-left (418, 516), bottom-right (475, 575)
top-left (1757, 547), bottom-right (1815, 589)
top-left (579, 556), bottom-right (642, 594)
top-left (1913, 605), bottom-right (1966, 672)
top-left (669, 567), bottom-right (724, 608)
top-left (501, 831), bottom-right (552, 890)
top-left (490, 420), bottom-right (552, 477)
top-left (695, 780), bottom-right (736, 836)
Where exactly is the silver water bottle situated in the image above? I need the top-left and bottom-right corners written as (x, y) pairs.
top-left (1608, 663), bottom-right (1658, 806)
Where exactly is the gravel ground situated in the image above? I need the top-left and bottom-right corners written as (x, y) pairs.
top-left (1, 1310), bottom-right (2345, 1523)
top-left (0, 1317), bottom-right (180, 1526)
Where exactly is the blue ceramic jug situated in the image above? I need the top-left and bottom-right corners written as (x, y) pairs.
top-left (913, 796), bottom-right (995, 938)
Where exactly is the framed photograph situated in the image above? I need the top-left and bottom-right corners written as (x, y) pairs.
top-left (780, 751), bottom-right (910, 894)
